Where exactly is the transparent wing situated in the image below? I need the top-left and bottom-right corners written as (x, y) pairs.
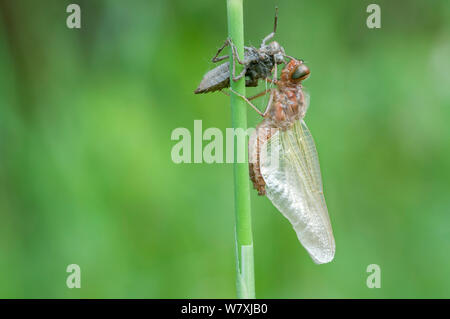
top-left (260, 119), bottom-right (335, 264)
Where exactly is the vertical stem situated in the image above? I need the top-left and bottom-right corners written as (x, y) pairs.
top-left (226, 0), bottom-right (255, 299)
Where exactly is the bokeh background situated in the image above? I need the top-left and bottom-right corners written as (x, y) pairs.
top-left (0, 0), bottom-right (449, 298)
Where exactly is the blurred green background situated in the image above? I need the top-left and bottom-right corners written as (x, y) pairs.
top-left (0, 0), bottom-right (449, 298)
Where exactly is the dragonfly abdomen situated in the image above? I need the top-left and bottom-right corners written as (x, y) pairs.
top-left (194, 62), bottom-right (231, 94)
top-left (249, 120), bottom-right (276, 196)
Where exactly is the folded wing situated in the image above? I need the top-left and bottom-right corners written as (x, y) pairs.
top-left (260, 120), bottom-right (335, 264)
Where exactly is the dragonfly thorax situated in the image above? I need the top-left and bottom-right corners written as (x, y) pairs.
top-left (264, 86), bottom-right (307, 130)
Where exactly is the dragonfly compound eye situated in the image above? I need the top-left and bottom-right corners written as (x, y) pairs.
top-left (291, 64), bottom-right (310, 81)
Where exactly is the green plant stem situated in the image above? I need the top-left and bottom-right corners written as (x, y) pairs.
top-left (226, 0), bottom-right (255, 299)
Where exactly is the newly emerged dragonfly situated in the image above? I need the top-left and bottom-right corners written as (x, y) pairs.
top-left (230, 59), bottom-right (335, 264)
top-left (194, 8), bottom-right (286, 94)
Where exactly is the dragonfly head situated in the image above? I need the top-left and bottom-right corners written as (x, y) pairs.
top-left (281, 59), bottom-right (310, 83)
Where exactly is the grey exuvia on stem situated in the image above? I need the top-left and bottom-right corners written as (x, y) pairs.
top-left (195, 8), bottom-right (287, 94)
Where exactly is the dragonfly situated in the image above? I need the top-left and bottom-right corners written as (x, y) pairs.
top-left (194, 7), bottom-right (287, 94)
top-left (230, 58), bottom-right (336, 264)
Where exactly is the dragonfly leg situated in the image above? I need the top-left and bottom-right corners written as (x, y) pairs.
top-left (222, 89), bottom-right (269, 99)
top-left (262, 90), bottom-right (274, 117)
top-left (272, 63), bottom-right (278, 82)
top-left (265, 63), bottom-right (278, 89)
top-left (227, 39), bottom-right (247, 82)
top-left (211, 39), bottom-right (231, 63)
top-left (232, 65), bottom-right (247, 82)
top-left (228, 88), bottom-right (264, 117)
top-left (261, 7), bottom-right (278, 47)
top-left (212, 55), bottom-right (229, 63)
top-left (282, 54), bottom-right (297, 61)
top-left (229, 39), bottom-right (245, 65)
top-left (261, 32), bottom-right (275, 47)
top-left (248, 89), bottom-right (271, 101)
top-left (224, 88), bottom-right (270, 100)
top-left (265, 77), bottom-right (278, 85)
